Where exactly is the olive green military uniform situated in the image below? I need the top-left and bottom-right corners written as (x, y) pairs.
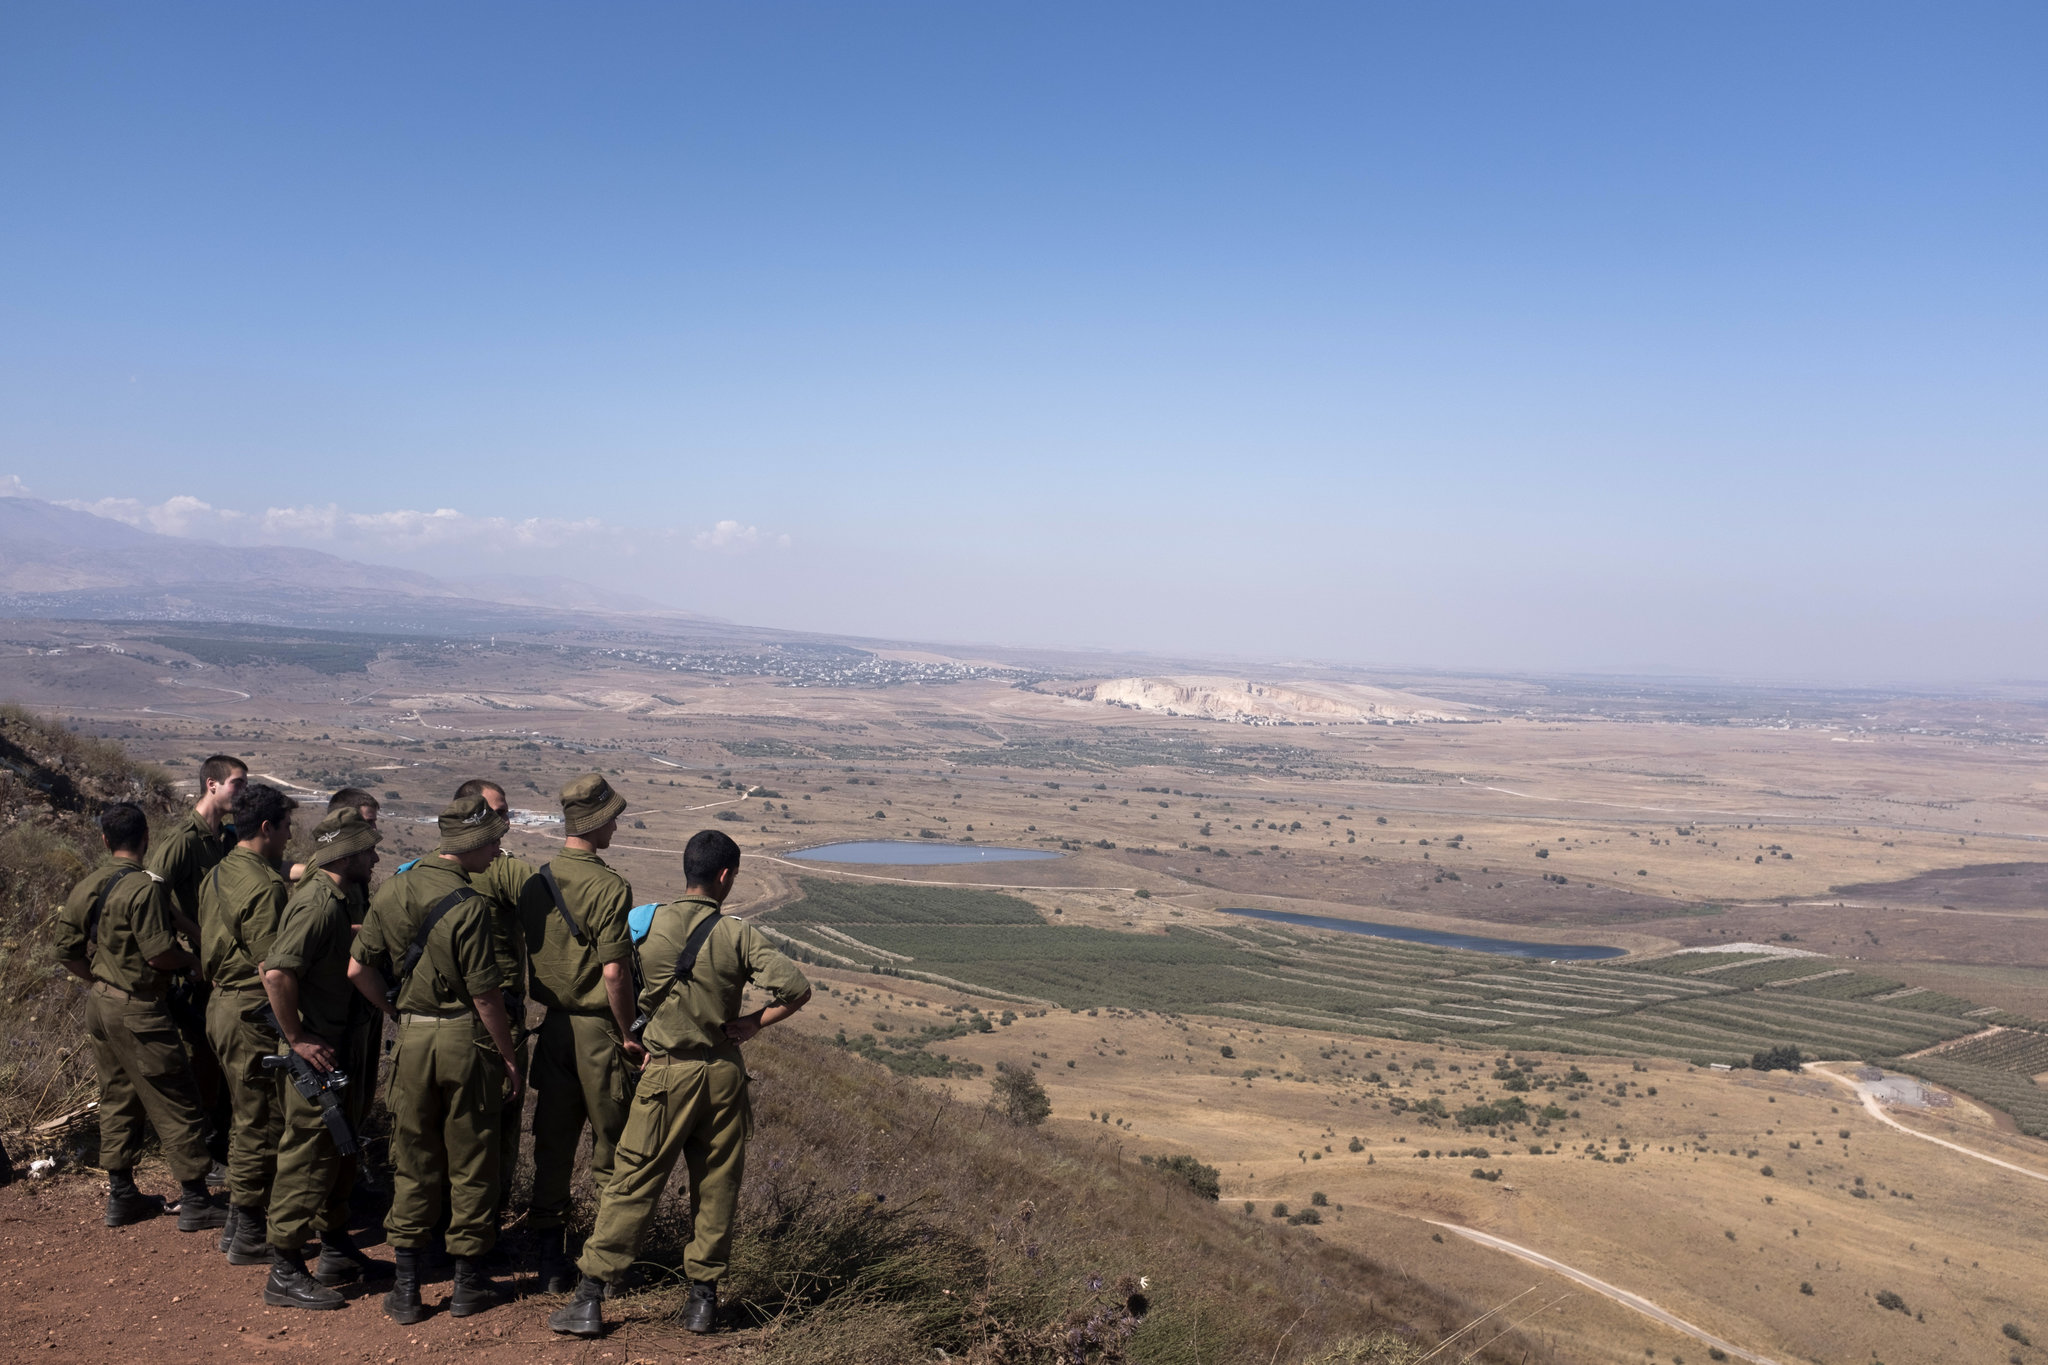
top-left (337, 880), bottom-right (381, 1141)
top-left (355, 859), bottom-right (505, 1257)
top-left (578, 897), bottom-right (809, 1284)
top-left (146, 808), bottom-right (233, 1147)
top-left (201, 845), bottom-right (290, 1207)
top-left (54, 860), bottom-right (214, 1182)
top-left (470, 850), bottom-right (536, 1217)
top-left (265, 870), bottom-right (362, 1251)
top-left (520, 846), bottom-right (636, 1231)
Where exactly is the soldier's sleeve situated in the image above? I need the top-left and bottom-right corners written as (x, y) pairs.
top-left (736, 921), bottom-right (810, 1003)
top-left (446, 901), bottom-right (504, 997)
top-left (486, 853), bottom-right (537, 906)
top-left (351, 881), bottom-right (397, 964)
top-left (51, 880), bottom-right (91, 963)
top-left (266, 893), bottom-right (317, 978)
top-left (246, 877), bottom-right (289, 965)
top-left (130, 877), bottom-right (178, 963)
top-left (586, 874), bottom-right (635, 967)
top-left (144, 824), bottom-right (188, 886)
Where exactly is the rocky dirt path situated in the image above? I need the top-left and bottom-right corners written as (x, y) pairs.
top-left (0, 1175), bottom-right (755, 1364)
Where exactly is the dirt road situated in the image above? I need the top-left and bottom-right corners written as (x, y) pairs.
top-left (0, 1174), bottom-right (747, 1364)
top-left (1427, 1222), bottom-right (1782, 1365)
top-left (1807, 1062), bottom-right (2048, 1184)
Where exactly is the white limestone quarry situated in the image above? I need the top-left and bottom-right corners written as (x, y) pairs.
top-left (1081, 674), bottom-right (1469, 725)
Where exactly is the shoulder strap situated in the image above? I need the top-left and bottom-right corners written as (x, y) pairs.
top-left (537, 863), bottom-right (582, 944)
top-left (394, 885), bottom-right (479, 992)
top-left (84, 865), bottom-right (143, 964)
top-left (639, 908), bottom-right (722, 1019)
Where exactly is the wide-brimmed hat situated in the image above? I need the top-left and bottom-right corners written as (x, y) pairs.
top-left (437, 794), bottom-right (509, 854)
top-left (561, 772), bottom-right (627, 837)
top-left (307, 807), bottom-right (381, 868)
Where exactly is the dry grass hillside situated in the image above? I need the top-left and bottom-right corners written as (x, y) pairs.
top-left (0, 705), bottom-right (1551, 1364)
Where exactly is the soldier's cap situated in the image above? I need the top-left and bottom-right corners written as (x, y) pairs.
top-left (307, 807), bottom-right (381, 868)
top-left (560, 772), bottom-right (628, 837)
top-left (436, 793), bottom-right (509, 854)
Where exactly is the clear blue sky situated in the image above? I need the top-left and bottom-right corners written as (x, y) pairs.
top-left (3, 3), bottom-right (2042, 681)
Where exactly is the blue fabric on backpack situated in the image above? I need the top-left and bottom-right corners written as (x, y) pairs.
top-left (395, 858), bottom-right (420, 875)
top-left (628, 902), bottom-right (658, 944)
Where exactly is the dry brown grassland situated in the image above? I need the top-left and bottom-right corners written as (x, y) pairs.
top-left (4, 620), bottom-right (2047, 1363)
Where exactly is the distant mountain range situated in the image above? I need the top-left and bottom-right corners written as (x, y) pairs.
top-left (0, 495), bottom-right (693, 634)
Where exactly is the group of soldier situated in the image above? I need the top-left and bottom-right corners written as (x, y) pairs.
top-left (55, 754), bottom-right (812, 1337)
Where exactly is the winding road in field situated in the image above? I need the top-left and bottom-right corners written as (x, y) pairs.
top-left (1427, 1221), bottom-right (1784, 1364)
top-left (1807, 1063), bottom-right (2048, 1184)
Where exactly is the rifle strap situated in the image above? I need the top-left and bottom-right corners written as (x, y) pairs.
top-left (538, 863), bottom-right (583, 944)
top-left (84, 865), bottom-right (142, 969)
top-left (638, 908), bottom-right (722, 1021)
top-left (394, 885), bottom-right (479, 995)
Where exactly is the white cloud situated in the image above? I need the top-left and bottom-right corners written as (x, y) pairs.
top-left (2, 473), bottom-right (35, 498)
top-left (55, 493), bottom-right (785, 559)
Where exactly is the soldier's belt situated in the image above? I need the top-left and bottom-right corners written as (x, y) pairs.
top-left (212, 981), bottom-right (267, 994)
top-left (400, 1011), bottom-right (475, 1024)
top-left (90, 979), bottom-right (161, 1002)
top-left (646, 1044), bottom-right (738, 1064)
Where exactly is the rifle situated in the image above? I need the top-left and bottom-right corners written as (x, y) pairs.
top-left (258, 1004), bottom-right (359, 1156)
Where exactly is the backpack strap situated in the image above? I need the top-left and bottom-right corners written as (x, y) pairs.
top-left (537, 863), bottom-right (582, 944)
top-left (83, 865), bottom-right (143, 968)
top-left (638, 907), bottom-right (722, 1020)
top-left (393, 885), bottom-right (479, 998)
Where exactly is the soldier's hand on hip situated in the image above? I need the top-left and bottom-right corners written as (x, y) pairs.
top-left (293, 1036), bottom-right (337, 1072)
top-left (723, 1012), bottom-right (763, 1044)
top-left (621, 1037), bottom-right (648, 1067)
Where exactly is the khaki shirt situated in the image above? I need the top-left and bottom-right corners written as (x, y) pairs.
top-left (200, 845), bottom-right (288, 989)
top-left (471, 850), bottom-right (536, 1000)
top-left (519, 848), bottom-right (633, 1015)
top-left (267, 873), bottom-right (357, 1042)
top-left (638, 896), bottom-right (809, 1057)
top-left (353, 858), bottom-right (501, 1016)
top-left (146, 808), bottom-right (229, 927)
top-left (54, 859), bottom-right (178, 996)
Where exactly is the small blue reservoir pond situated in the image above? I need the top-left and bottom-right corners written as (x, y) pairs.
top-left (785, 841), bottom-right (1063, 866)
top-left (1220, 907), bottom-right (1625, 961)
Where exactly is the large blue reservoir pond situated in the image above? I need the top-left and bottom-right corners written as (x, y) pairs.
top-left (1220, 907), bottom-right (1625, 961)
top-left (785, 841), bottom-right (1063, 866)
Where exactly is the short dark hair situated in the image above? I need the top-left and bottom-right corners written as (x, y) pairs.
top-left (99, 802), bottom-right (149, 854)
top-left (201, 754), bottom-right (247, 789)
top-left (454, 778), bottom-right (505, 802)
top-left (328, 786), bottom-right (379, 813)
top-left (684, 829), bottom-right (742, 886)
top-left (232, 782), bottom-right (297, 837)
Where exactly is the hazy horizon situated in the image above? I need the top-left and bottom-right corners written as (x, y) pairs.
top-left (4, 5), bottom-right (2042, 683)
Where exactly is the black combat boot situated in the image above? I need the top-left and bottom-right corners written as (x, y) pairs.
top-left (175, 1178), bottom-right (230, 1233)
top-left (546, 1274), bottom-right (606, 1338)
top-left (227, 1205), bottom-right (270, 1265)
top-left (536, 1228), bottom-right (576, 1294)
top-left (103, 1169), bottom-right (164, 1227)
top-left (383, 1247), bottom-right (426, 1324)
top-left (313, 1228), bottom-right (386, 1287)
top-left (264, 1246), bottom-right (345, 1311)
top-left (448, 1256), bottom-right (505, 1318)
top-left (216, 1203), bottom-right (239, 1252)
top-left (681, 1279), bottom-right (719, 1334)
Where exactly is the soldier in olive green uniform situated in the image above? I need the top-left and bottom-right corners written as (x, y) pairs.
top-left (201, 782), bottom-right (297, 1262)
top-left (350, 795), bottom-right (525, 1324)
top-left (147, 753), bottom-right (248, 1165)
top-left (55, 803), bottom-right (231, 1233)
top-left (455, 778), bottom-right (539, 1231)
top-left (261, 808), bottom-right (387, 1311)
top-left (550, 830), bottom-right (810, 1339)
top-left (519, 774), bottom-right (646, 1291)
